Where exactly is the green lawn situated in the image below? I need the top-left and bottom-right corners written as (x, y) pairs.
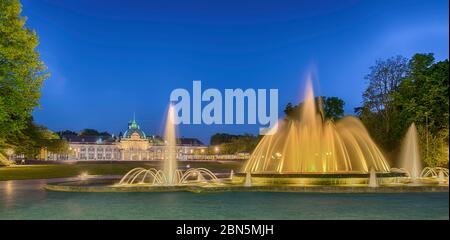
top-left (0, 161), bottom-right (244, 181)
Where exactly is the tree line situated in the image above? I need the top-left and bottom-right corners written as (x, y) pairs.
top-left (1, 0), bottom-right (50, 164)
top-left (356, 53), bottom-right (448, 167)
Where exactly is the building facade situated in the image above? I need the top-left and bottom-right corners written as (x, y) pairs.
top-left (51, 119), bottom-right (207, 161)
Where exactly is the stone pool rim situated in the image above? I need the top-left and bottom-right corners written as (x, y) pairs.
top-left (43, 179), bottom-right (449, 193)
top-left (234, 172), bottom-right (406, 178)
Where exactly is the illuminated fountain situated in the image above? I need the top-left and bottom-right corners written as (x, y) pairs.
top-left (398, 123), bottom-right (422, 181)
top-left (244, 79), bottom-right (390, 173)
top-left (392, 123), bottom-right (448, 185)
top-left (163, 104), bottom-right (178, 185)
top-left (118, 105), bottom-right (219, 186)
top-left (420, 167), bottom-right (449, 184)
top-left (237, 78), bottom-right (395, 185)
top-left (245, 81), bottom-right (390, 174)
top-left (118, 167), bottom-right (219, 185)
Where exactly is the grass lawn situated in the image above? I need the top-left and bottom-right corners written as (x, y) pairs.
top-left (0, 161), bottom-right (244, 181)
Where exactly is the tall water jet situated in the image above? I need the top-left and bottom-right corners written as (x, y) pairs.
top-left (244, 77), bottom-right (390, 173)
top-left (119, 104), bottom-right (220, 186)
top-left (163, 104), bottom-right (178, 185)
top-left (399, 123), bottom-right (422, 180)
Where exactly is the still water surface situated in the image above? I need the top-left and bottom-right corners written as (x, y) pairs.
top-left (0, 179), bottom-right (448, 220)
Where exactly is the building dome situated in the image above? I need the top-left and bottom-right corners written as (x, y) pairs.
top-left (122, 119), bottom-right (146, 139)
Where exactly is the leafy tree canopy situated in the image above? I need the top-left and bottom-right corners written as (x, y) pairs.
top-left (210, 133), bottom-right (261, 154)
top-left (357, 53), bottom-right (448, 167)
top-left (79, 129), bottom-right (111, 137)
top-left (1, 0), bottom-right (48, 162)
top-left (284, 96), bottom-right (345, 121)
top-left (6, 118), bottom-right (68, 159)
top-left (0, 0), bottom-right (48, 141)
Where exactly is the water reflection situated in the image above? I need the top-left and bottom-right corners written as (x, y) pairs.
top-left (0, 178), bottom-right (448, 220)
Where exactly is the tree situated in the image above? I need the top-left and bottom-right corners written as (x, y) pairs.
top-left (321, 97), bottom-right (345, 120)
top-left (209, 133), bottom-right (261, 154)
top-left (56, 130), bottom-right (78, 137)
top-left (210, 133), bottom-right (240, 145)
top-left (356, 56), bottom-right (410, 153)
top-left (358, 53), bottom-right (449, 167)
top-left (284, 96), bottom-right (345, 121)
top-left (0, 0), bottom-right (48, 162)
top-left (361, 55), bottom-right (409, 135)
top-left (79, 129), bottom-right (111, 137)
top-left (7, 118), bottom-right (68, 159)
top-left (396, 54), bottom-right (449, 167)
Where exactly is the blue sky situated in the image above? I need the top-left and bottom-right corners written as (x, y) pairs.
top-left (23, 0), bottom-right (449, 144)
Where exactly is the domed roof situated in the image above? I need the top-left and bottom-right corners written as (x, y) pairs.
top-left (122, 119), bottom-right (146, 139)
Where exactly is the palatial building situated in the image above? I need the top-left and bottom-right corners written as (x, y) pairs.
top-left (54, 118), bottom-right (207, 161)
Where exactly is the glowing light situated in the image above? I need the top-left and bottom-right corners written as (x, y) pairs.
top-left (79, 172), bottom-right (89, 180)
top-left (399, 123), bottom-right (422, 180)
top-left (243, 77), bottom-right (390, 174)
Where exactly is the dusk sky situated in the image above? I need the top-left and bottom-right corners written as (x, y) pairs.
top-left (24, 0), bottom-right (449, 144)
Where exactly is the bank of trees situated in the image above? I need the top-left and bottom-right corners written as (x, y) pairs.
top-left (0, 0), bottom-right (61, 164)
top-left (356, 53), bottom-right (448, 167)
top-left (209, 133), bottom-right (261, 154)
top-left (6, 118), bottom-right (68, 159)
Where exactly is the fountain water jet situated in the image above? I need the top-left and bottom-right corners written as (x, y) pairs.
top-left (244, 78), bottom-right (390, 174)
top-left (399, 123), bottom-right (422, 180)
top-left (118, 104), bottom-right (220, 186)
top-left (163, 104), bottom-right (178, 185)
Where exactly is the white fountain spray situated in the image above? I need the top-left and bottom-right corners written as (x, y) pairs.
top-left (163, 104), bottom-right (178, 185)
top-left (399, 123), bottom-right (422, 181)
top-left (118, 104), bottom-right (220, 186)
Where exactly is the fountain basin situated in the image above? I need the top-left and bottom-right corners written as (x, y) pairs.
top-left (44, 179), bottom-right (202, 192)
top-left (232, 172), bottom-right (406, 185)
top-left (43, 176), bottom-right (448, 193)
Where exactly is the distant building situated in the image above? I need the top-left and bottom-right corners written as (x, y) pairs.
top-left (50, 118), bottom-right (207, 161)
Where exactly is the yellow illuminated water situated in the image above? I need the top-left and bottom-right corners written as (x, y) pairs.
top-left (244, 78), bottom-right (391, 173)
top-left (399, 123), bottom-right (422, 180)
top-left (163, 104), bottom-right (178, 185)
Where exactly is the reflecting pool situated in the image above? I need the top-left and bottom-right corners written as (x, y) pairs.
top-left (0, 179), bottom-right (448, 220)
